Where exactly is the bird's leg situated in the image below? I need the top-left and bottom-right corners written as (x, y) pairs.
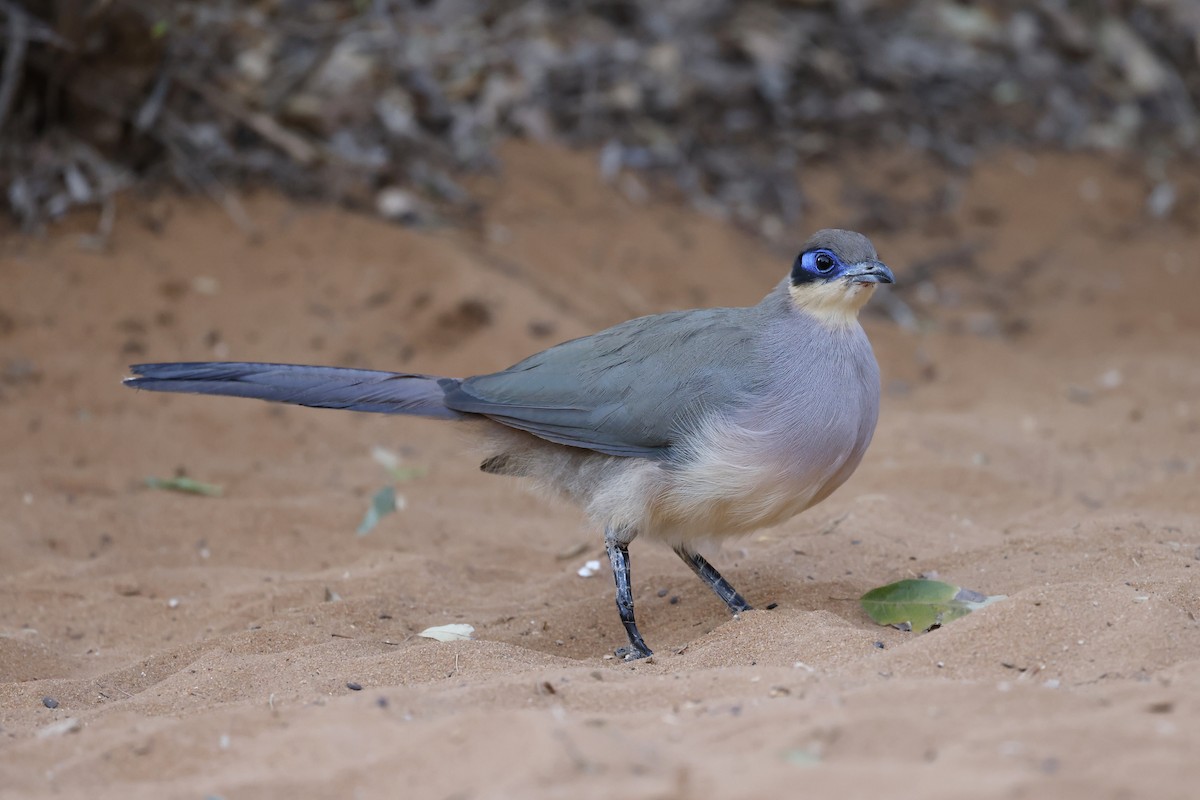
top-left (605, 528), bottom-right (653, 661)
top-left (674, 546), bottom-right (753, 614)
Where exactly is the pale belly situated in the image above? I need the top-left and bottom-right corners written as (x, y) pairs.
top-left (644, 410), bottom-right (870, 543)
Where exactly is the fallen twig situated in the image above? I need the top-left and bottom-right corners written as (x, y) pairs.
top-left (134, 63), bottom-right (173, 132)
top-left (176, 73), bottom-right (320, 166)
top-left (163, 127), bottom-right (259, 239)
top-left (0, 1), bottom-right (29, 132)
top-left (77, 194), bottom-right (117, 252)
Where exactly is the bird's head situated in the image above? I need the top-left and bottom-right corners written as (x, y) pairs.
top-left (787, 229), bottom-right (894, 326)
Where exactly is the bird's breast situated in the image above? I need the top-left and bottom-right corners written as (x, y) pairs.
top-left (650, 328), bottom-right (879, 542)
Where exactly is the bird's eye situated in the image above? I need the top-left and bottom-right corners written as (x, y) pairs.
top-left (814, 253), bottom-right (835, 273)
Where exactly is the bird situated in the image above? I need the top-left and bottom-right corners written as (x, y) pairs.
top-left (126, 228), bottom-right (894, 660)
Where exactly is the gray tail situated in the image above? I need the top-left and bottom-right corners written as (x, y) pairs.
top-left (126, 362), bottom-right (464, 420)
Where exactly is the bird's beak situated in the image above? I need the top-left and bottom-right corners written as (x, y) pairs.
top-left (842, 260), bottom-right (895, 285)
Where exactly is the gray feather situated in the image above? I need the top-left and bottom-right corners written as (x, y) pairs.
top-left (127, 362), bottom-right (463, 419)
top-left (801, 229), bottom-right (878, 263)
top-left (126, 228), bottom-right (885, 466)
top-left (442, 300), bottom-right (777, 459)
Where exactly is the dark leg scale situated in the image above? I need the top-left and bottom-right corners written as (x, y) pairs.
top-left (674, 546), bottom-right (753, 614)
top-left (605, 529), bottom-right (652, 660)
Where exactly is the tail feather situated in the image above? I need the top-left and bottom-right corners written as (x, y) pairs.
top-left (126, 362), bottom-right (464, 420)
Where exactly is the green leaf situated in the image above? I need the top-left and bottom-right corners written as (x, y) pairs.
top-left (860, 579), bottom-right (1004, 632)
top-left (388, 465), bottom-right (428, 482)
top-left (145, 476), bottom-right (223, 497)
top-left (356, 485), bottom-right (398, 536)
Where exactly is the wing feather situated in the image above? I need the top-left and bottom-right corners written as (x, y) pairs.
top-left (443, 308), bottom-right (763, 459)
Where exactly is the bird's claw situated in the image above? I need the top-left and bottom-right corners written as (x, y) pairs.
top-left (615, 644), bottom-right (653, 661)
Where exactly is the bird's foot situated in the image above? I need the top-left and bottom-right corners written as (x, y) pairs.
top-left (615, 643), bottom-right (653, 661)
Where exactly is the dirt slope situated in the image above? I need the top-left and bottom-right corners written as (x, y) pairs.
top-left (1, 144), bottom-right (1198, 799)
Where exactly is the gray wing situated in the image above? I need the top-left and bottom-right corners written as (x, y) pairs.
top-left (442, 307), bottom-right (764, 459)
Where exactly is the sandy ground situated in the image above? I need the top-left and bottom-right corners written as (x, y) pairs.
top-left (1, 144), bottom-right (1198, 799)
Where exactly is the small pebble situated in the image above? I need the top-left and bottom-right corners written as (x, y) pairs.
top-left (1098, 368), bottom-right (1123, 389)
top-left (765, 602), bottom-right (779, 610)
top-left (346, 681), bottom-right (363, 691)
top-left (375, 187), bottom-right (420, 222)
top-left (42, 696), bottom-right (59, 709)
top-left (669, 596), bottom-right (680, 605)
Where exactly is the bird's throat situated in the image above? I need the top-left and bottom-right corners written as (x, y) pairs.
top-left (787, 281), bottom-right (876, 327)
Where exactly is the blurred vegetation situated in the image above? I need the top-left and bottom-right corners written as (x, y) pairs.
top-left (2, 1), bottom-right (1198, 236)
